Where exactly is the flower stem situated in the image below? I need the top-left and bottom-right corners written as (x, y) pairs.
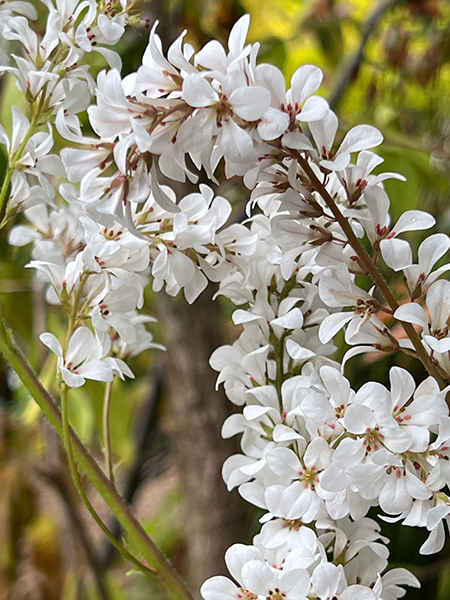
top-left (296, 154), bottom-right (445, 387)
top-left (103, 380), bottom-right (115, 483)
top-left (60, 382), bottom-right (154, 576)
top-left (66, 271), bottom-right (90, 340)
top-left (0, 317), bottom-right (194, 600)
top-left (275, 331), bottom-right (288, 413)
top-left (0, 91), bottom-right (47, 228)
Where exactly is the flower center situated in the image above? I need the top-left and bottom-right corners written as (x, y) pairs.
top-left (266, 588), bottom-right (286, 600)
top-left (282, 518), bottom-right (303, 531)
top-left (299, 466), bottom-right (319, 489)
top-left (214, 94), bottom-right (233, 123)
top-left (363, 427), bottom-right (384, 453)
top-left (335, 403), bottom-right (345, 418)
top-left (431, 326), bottom-right (449, 340)
top-left (392, 405), bottom-right (412, 423)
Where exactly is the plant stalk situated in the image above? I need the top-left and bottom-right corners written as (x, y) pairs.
top-left (0, 318), bottom-right (194, 600)
top-left (60, 383), bottom-right (155, 576)
top-left (103, 380), bottom-right (115, 483)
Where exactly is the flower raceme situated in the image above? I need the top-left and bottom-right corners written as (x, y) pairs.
top-left (2, 4), bottom-right (450, 599)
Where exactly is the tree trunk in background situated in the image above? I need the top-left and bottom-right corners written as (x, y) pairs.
top-left (157, 285), bottom-right (248, 595)
top-left (145, 4), bottom-right (249, 589)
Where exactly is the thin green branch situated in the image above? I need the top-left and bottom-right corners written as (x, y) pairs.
top-left (0, 123), bottom-right (36, 226)
top-left (103, 380), bottom-right (115, 483)
top-left (0, 88), bottom-right (49, 227)
top-left (66, 271), bottom-right (90, 341)
top-left (274, 331), bottom-right (288, 413)
top-left (61, 383), bottom-right (155, 577)
top-left (0, 317), bottom-right (194, 600)
top-left (61, 271), bottom-right (149, 567)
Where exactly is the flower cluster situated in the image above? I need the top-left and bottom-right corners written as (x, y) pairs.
top-left (214, 301), bottom-right (450, 553)
top-left (201, 521), bottom-right (419, 600)
top-left (0, 0), bottom-right (138, 222)
top-left (2, 4), bottom-right (450, 598)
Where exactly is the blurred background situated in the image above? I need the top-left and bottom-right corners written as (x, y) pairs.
top-left (1, 0), bottom-right (450, 598)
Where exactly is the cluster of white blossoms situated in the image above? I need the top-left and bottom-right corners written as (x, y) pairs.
top-left (3, 2), bottom-right (450, 598)
top-left (0, 0), bottom-right (138, 221)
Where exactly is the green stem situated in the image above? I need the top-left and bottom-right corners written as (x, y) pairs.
top-left (0, 42), bottom-right (71, 229)
top-left (0, 85), bottom-right (51, 223)
top-left (0, 319), bottom-right (193, 600)
top-left (0, 89), bottom-right (49, 228)
top-left (275, 332), bottom-right (288, 413)
top-left (0, 127), bottom-right (35, 224)
top-left (62, 272), bottom-right (150, 567)
top-left (296, 154), bottom-right (445, 388)
top-left (66, 271), bottom-right (90, 340)
top-left (103, 380), bottom-right (115, 483)
top-left (60, 383), bottom-right (154, 576)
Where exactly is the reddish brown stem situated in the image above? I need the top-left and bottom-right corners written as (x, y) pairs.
top-left (296, 154), bottom-right (445, 388)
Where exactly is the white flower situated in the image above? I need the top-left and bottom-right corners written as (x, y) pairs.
top-left (40, 327), bottom-right (115, 387)
top-left (318, 265), bottom-right (377, 344)
top-left (283, 109), bottom-right (383, 172)
top-left (255, 63), bottom-right (328, 141)
top-left (395, 279), bottom-right (450, 353)
top-left (241, 559), bottom-right (311, 600)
